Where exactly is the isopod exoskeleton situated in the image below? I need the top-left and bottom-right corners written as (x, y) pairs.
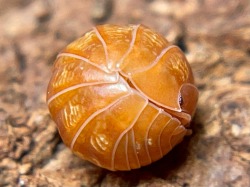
top-left (46, 24), bottom-right (199, 171)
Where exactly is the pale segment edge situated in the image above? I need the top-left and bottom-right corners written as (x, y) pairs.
top-left (70, 91), bottom-right (132, 150)
top-left (47, 53), bottom-right (120, 105)
top-left (110, 89), bottom-right (148, 170)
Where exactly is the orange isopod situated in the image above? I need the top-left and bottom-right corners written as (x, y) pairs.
top-left (46, 24), bottom-right (199, 171)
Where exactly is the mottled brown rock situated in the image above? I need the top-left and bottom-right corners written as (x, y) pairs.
top-left (91, 0), bottom-right (113, 23)
top-left (0, 0), bottom-right (249, 186)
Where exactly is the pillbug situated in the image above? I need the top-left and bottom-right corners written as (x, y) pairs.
top-left (47, 24), bottom-right (199, 171)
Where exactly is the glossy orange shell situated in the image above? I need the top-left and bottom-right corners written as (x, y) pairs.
top-left (47, 24), bottom-right (199, 171)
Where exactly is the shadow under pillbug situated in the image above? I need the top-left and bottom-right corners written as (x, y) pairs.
top-left (46, 24), bottom-right (199, 171)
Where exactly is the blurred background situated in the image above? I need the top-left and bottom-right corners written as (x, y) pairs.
top-left (0, 0), bottom-right (249, 186)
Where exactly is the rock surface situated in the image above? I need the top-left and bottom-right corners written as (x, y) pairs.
top-left (0, 0), bottom-right (249, 186)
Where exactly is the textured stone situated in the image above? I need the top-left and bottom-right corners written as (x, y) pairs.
top-left (0, 0), bottom-right (249, 186)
